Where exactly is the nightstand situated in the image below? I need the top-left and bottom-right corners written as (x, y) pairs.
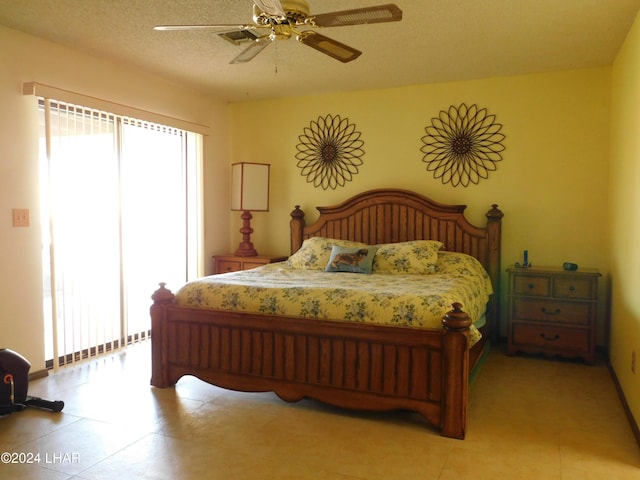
top-left (212, 254), bottom-right (287, 274)
top-left (506, 265), bottom-right (600, 364)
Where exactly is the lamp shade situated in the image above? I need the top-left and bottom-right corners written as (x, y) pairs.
top-left (231, 162), bottom-right (270, 212)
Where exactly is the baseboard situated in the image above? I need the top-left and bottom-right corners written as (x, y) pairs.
top-left (607, 361), bottom-right (640, 447)
top-left (29, 369), bottom-right (49, 381)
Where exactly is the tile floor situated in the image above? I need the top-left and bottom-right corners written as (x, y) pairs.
top-left (0, 342), bottom-right (638, 479)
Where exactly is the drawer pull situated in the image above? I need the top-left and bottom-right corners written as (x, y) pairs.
top-left (541, 307), bottom-right (561, 315)
top-left (528, 283), bottom-right (534, 289)
top-left (540, 333), bottom-right (560, 342)
top-left (569, 286), bottom-right (575, 291)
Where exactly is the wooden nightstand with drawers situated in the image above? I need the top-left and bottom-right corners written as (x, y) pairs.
top-left (506, 266), bottom-right (600, 364)
top-left (213, 254), bottom-right (287, 274)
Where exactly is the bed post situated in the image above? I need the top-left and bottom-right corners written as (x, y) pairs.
top-left (485, 204), bottom-right (503, 344)
top-left (290, 205), bottom-right (305, 254)
top-left (441, 303), bottom-right (471, 439)
top-left (150, 283), bottom-right (174, 388)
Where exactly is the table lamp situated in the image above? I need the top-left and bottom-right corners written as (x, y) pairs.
top-left (231, 162), bottom-right (270, 256)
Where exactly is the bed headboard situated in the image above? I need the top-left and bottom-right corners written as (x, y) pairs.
top-left (289, 188), bottom-right (504, 338)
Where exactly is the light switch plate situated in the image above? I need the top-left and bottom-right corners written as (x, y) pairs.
top-left (12, 208), bottom-right (30, 227)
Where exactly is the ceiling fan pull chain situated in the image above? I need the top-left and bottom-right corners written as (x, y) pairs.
top-left (275, 40), bottom-right (278, 75)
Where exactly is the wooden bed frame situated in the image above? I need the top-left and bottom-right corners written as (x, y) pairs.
top-left (150, 188), bottom-right (503, 439)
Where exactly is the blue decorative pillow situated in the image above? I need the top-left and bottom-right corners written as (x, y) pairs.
top-left (326, 246), bottom-right (378, 274)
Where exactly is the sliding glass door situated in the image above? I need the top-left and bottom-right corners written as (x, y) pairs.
top-left (39, 100), bottom-right (201, 367)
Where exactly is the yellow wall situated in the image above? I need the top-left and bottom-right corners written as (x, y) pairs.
top-left (0, 26), bottom-right (231, 369)
top-left (230, 68), bottom-right (612, 340)
top-left (610, 11), bottom-right (640, 429)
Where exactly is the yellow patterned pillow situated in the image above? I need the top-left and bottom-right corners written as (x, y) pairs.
top-left (373, 240), bottom-right (443, 274)
top-left (288, 237), bottom-right (367, 270)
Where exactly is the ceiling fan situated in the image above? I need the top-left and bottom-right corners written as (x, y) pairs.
top-left (154, 1), bottom-right (403, 64)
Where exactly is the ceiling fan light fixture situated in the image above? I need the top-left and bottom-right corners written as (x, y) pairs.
top-left (252, 0), bottom-right (310, 26)
top-left (253, 0), bottom-right (287, 17)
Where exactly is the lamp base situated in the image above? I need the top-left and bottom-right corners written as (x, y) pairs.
top-left (234, 244), bottom-right (258, 257)
top-left (235, 210), bottom-right (258, 257)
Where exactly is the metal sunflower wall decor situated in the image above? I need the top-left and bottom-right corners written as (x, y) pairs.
top-left (295, 114), bottom-right (365, 190)
top-left (420, 103), bottom-right (505, 187)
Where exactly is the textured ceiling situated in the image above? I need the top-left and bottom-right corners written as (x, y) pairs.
top-left (1, 0), bottom-right (639, 102)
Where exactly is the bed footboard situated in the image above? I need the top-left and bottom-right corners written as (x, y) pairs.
top-left (150, 284), bottom-right (473, 439)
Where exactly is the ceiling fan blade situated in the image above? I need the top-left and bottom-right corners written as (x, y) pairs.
top-left (311, 4), bottom-right (402, 27)
top-left (230, 36), bottom-right (272, 64)
top-left (154, 24), bottom-right (256, 31)
top-left (253, 0), bottom-right (286, 17)
top-left (298, 32), bottom-right (361, 63)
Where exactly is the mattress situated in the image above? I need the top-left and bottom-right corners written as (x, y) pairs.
top-left (175, 251), bottom-right (492, 345)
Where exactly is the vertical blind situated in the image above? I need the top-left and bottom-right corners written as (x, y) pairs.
top-left (39, 98), bottom-right (202, 368)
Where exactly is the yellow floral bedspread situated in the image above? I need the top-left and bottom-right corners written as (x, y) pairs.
top-left (174, 252), bottom-right (492, 344)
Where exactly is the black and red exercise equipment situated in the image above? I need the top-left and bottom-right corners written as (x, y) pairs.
top-left (0, 348), bottom-right (64, 416)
